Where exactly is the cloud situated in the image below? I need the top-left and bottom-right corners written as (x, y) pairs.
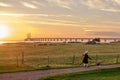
top-left (81, 0), bottom-right (120, 12)
top-left (82, 0), bottom-right (105, 9)
top-left (21, 1), bottom-right (38, 9)
top-left (82, 27), bottom-right (93, 32)
top-left (0, 2), bottom-right (12, 7)
top-left (0, 20), bottom-right (81, 26)
top-left (91, 31), bottom-right (120, 37)
top-left (0, 13), bottom-right (72, 18)
top-left (0, 13), bottom-right (51, 17)
top-left (101, 8), bottom-right (120, 12)
top-left (31, 0), bottom-right (46, 7)
top-left (47, 0), bottom-right (74, 9)
top-left (114, 0), bottom-right (120, 5)
top-left (84, 30), bottom-right (93, 32)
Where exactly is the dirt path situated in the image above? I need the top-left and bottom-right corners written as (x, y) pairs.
top-left (0, 64), bottom-right (120, 80)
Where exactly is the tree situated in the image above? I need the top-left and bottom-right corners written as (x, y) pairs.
top-left (86, 38), bottom-right (100, 44)
top-left (92, 38), bottom-right (100, 42)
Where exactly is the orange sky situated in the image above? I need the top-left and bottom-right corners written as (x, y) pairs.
top-left (0, 0), bottom-right (120, 40)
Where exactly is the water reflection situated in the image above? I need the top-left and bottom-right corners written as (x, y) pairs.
top-left (0, 41), bottom-right (6, 45)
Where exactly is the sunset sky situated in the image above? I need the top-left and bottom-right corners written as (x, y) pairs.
top-left (0, 0), bottom-right (120, 40)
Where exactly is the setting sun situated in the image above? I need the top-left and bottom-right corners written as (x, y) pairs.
top-left (0, 25), bottom-right (10, 38)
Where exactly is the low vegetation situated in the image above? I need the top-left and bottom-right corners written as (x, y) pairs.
top-left (0, 42), bottom-right (120, 73)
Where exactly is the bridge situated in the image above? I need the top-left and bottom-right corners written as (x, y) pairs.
top-left (24, 37), bottom-right (120, 43)
top-left (24, 34), bottom-right (120, 43)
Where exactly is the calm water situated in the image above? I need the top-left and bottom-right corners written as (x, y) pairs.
top-left (0, 40), bottom-right (25, 44)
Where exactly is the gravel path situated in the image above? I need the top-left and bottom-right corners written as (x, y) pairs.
top-left (0, 64), bottom-right (120, 80)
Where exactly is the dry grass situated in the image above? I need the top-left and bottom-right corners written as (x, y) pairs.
top-left (0, 42), bottom-right (120, 73)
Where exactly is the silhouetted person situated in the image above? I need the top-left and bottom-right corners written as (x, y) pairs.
top-left (82, 51), bottom-right (91, 67)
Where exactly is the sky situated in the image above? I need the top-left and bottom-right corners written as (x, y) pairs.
top-left (0, 0), bottom-right (120, 40)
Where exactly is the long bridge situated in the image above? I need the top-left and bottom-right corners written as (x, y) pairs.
top-left (24, 37), bottom-right (120, 43)
top-left (24, 34), bottom-right (120, 43)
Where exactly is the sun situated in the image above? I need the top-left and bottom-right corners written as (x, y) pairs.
top-left (0, 25), bottom-right (10, 38)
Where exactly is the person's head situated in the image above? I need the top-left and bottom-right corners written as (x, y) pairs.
top-left (84, 50), bottom-right (88, 54)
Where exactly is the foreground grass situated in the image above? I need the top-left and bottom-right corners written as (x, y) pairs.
top-left (40, 67), bottom-right (120, 80)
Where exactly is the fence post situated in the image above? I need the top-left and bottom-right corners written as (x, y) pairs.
top-left (72, 55), bottom-right (75, 65)
top-left (16, 55), bottom-right (19, 67)
top-left (47, 56), bottom-right (50, 66)
top-left (21, 51), bottom-right (24, 65)
top-left (96, 54), bottom-right (98, 63)
top-left (116, 54), bottom-right (119, 64)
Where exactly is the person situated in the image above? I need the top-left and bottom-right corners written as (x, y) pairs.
top-left (82, 51), bottom-right (91, 67)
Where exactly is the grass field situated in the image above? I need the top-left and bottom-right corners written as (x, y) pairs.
top-left (40, 67), bottom-right (120, 80)
top-left (0, 42), bottom-right (120, 73)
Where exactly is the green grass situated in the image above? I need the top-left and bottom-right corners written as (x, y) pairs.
top-left (0, 42), bottom-right (120, 73)
top-left (40, 67), bottom-right (120, 80)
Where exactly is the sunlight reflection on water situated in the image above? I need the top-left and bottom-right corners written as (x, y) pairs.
top-left (0, 41), bottom-right (6, 45)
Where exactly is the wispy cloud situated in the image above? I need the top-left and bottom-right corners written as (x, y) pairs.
top-left (0, 2), bottom-right (12, 7)
top-left (92, 31), bottom-right (120, 37)
top-left (82, 0), bottom-right (105, 9)
top-left (31, 0), bottom-right (46, 7)
top-left (0, 20), bottom-right (81, 27)
top-left (84, 29), bottom-right (93, 32)
top-left (47, 0), bottom-right (74, 9)
top-left (81, 0), bottom-right (120, 12)
top-left (84, 30), bottom-right (120, 38)
top-left (0, 13), bottom-right (72, 17)
top-left (21, 1), bottom-right (38, 9)
top-left (114, 0), bottom-right (120, 5)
